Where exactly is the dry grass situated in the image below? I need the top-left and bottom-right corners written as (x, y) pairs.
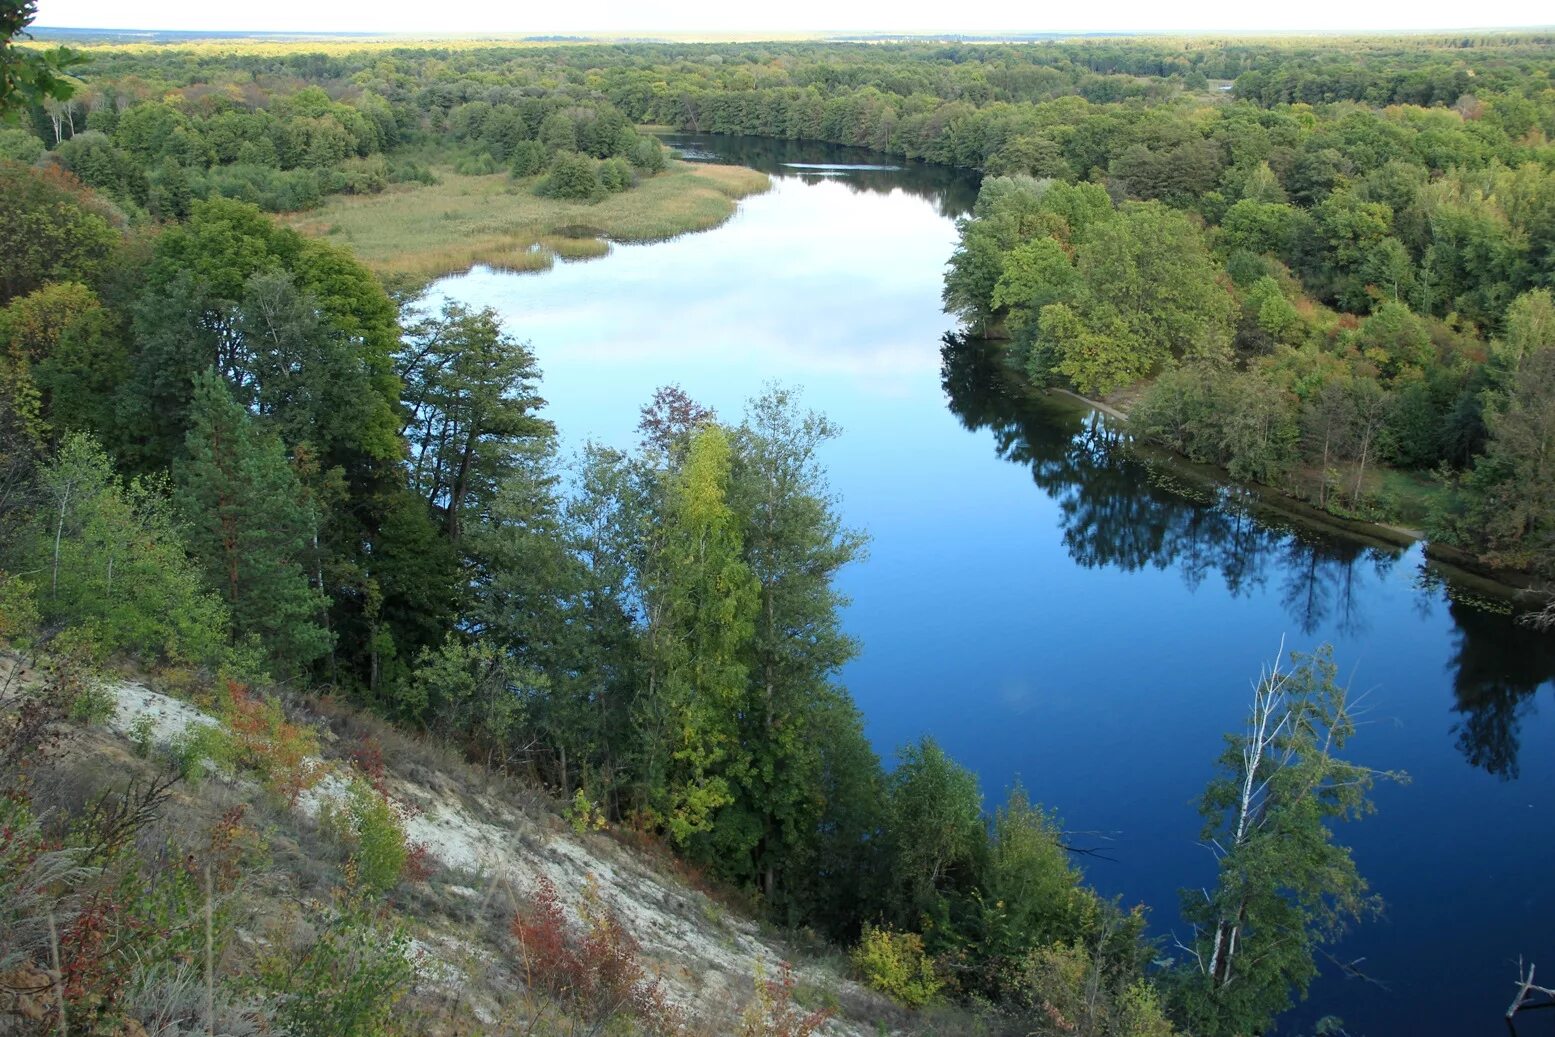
top-left (282, 160), bottom-right (770, 284)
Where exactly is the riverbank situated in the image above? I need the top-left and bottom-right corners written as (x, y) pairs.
top-left (283, 159), bottom-right (770, 285)
top-left (1046, 384), bottom-right (1553, 604)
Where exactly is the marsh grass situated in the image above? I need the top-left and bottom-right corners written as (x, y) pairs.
top-left (538, 234), bottom-right (612, 261)
top-left (283, 160), bottom-right (770, 283)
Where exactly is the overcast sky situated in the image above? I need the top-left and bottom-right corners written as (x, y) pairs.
top-left (32, 0), bottom-right (1555, 36)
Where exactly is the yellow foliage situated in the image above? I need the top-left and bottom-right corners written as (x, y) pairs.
top-left (850, 926), bottom-right (942, 1007)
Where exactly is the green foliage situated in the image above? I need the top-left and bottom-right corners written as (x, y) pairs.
top-left (0, 3), bottom-right (85, 122)
top-left (1456, 314), bottom-right (1555, 575)
top-left (30, 433), bottom-right (233, 667)
top-left (399, 299), bottom-right (552, 543)
top-left (0, 163), bottom-right (120, 306)
top-left (0, 126), bottom-right (42, 161)
top-left (647, 424), bottom-right (760, 844)
top-left (599, 156), bottom-right (634, 193)
top-left (404, 634), bottom-right (531, 754)
top-left (339, 778), bottom-right (409, 897)
top-left (566, 787), bottom-right (608, 834)
top-left (0, 279), bottom-right (125, 444)
top-left (1048, 203), bottom-right (1235, 395)
top-left (176, 369), bottom-right (332, 675)
top-left (538, 151), bottom-right (604, 201)
top-left (886, 737), bottom-right (984, 922)
top-left (127, 713), bottom-right (155, 757)
top-left (261, 905), bottom-right (413, 1037)
top-left (851, 926), bottom-right (943, 1006)
top-left (167, 720), bottom-right (235, 785)
top-left (508, 139), bottom-right (548, 177)
top-left (975, 788), bottom-right (1099, 986)
top-left (1173, 646), bottom-right (1402, 1037)
top-left (66, 674), bottom-right (114, 724)
top-left (1015, 941), bottom-right (1176, 1037)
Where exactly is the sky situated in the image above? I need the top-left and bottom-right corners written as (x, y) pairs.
top-left (31, 0), bottom-right (1555, 36)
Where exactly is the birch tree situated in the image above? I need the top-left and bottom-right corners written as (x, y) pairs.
top-left (1174, 642), bottom-right (1403, 1037)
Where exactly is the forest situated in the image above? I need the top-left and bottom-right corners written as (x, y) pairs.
top-left (0, 14), bottom-right (1531, 1037)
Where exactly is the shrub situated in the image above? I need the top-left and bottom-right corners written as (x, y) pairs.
top-left (1013, 941), bottom-right (1175, 1037)
top-left (191, 163), bottom-right (328, 212)
top-left (261, 906), bottom-right (413, 1037)
top-left (0, 127), bottom-right (44, 164)
top-left (0, 573), bottom-right (39, 644)
top-left (322, 777), bottom-right (409, 897)
top-left (739, 961), bottom-right (831, 1037)
top-left (128, 713), bottom-right (156, 757)
top-left (340, 155), bottom-right (389, 195)
top-left (387, 158), bottom-right (438, 185)
top-left (599, 157), bottom-right (634, 193)
top-left (452, 152), bottom-right (500, 175)
top-left (851, 925), bottom-right (942, 1007)
top-left (629, 136), bottom-right (667, 173)
top-left (509, 140), bottom-right (549, 178)
top-left (536, 152), bottom-right (602, 201)
top-left (166, 721), bottom-right (232, 786)
top-left (67, 675), bottom-right (115, 726)
top-left (221, 683), bottom-right (322, 804)
top-left (511, 874), bottom-right (679, 1033)
top-left (566, 787), bottom-right (608, 834)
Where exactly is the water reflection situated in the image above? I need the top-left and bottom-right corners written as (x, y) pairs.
top-left (1447, 599), bottom-right (1555, 780)
top-left (940, 333), bottom-right (1397, 636)
top-left (661, 132), bottom-right (979, 218)
top-left (940, 333), bottom-right (1555, 777)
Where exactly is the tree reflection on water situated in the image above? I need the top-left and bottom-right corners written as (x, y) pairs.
top-left (940, 332), bottom-right (1555, 781)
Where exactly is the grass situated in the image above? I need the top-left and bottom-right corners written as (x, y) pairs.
top-left (283, 160), bottom-right (770, 284)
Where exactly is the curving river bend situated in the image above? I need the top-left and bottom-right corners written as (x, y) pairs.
top-left (437, 134), bottom-right (1554, 1036)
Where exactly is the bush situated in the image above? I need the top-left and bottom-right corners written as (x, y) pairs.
top-left (508, 140), bottom-right (549, 178)
top-left (0, 127), bottom-right (44, 164)
top-left (166, 721), bottom-right (232, 785)
top-left (566, 788), bottom-right (608, 834)
top-left (739, 961), bottom-right (832, 1037)
top-left (340, 156), bottom-right (389, 195)
top-left (1014, 941), bottom-right (1176, 1037)
top-left (851, 925), bottom-right (942, 1007)
top-left (321, 777), bottom-right (409, 897)
top-left (67, 677), bottom-right (115, 725)
top-left (191, 163), bottom-right (327, 212)
top-left (536, 152), bottom-right (602, 201)
top-left (128, 714), bottom-right (156, 757)
top-left (629, 136), bottom-right (667, 173)
top-left (511, 874), bottom-right (679, 1033)
top-left (261, 906), bottom-right (413, 1037)
top-left (599, 156), bottom-right (634, 193)
top-left (222, 683), bottom-right (322, 804)
top-left (452, 152), bottom-right (500, 175)
top-left (387, 158), bottom-right (438, 185)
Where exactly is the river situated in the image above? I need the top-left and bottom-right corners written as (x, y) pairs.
top-left (436, 134), bottom-right (1555, 1036)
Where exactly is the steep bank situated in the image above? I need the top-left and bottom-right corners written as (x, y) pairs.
top-left (0, 651), bottom-right (961, 1037)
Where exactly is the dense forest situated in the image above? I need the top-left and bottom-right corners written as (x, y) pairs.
top-left (7, 28), bottom-right (1553, 580)
top-left (3, 15), bottom-right (1527, 1037)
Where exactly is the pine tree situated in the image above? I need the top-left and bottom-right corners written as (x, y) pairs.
top-left (176, 369), bottom-right (332, 675)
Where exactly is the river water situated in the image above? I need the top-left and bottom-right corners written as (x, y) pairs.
top-left (437, 134), bottom-right (1554, 1036)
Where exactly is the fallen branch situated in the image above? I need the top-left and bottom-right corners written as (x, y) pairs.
top-left (1507, 959), bottom-right (1555, 1034)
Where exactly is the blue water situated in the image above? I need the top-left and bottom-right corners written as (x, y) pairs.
top-left (437, 135), bottom-right (1555, 1036)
